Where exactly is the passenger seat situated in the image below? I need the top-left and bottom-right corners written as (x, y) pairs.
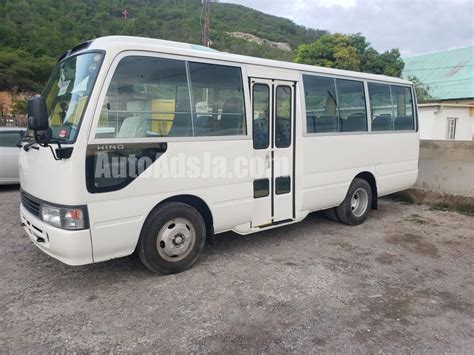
top-left (117, 100), bottom-right (151, 138)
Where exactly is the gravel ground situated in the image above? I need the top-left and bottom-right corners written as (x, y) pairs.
top-left (1, 185), bottom-right (473, 353)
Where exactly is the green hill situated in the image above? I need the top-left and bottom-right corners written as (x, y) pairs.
top-left (0, 0), bottom-right (326, 91)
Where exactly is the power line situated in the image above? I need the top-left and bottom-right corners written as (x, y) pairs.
top-left (422, 77), bottom-right (474, 85)
top-left (404, 64), bottom-right (474, 72)
top-left (429, 81), bottom-right (474, 88)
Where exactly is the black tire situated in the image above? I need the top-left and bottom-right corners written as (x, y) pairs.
top-left (336, 178), bottom-right (372, 226)
top-left (324, 208), bottom-right (340, 222)
top-left (137, 202), bottom-right (206, 274)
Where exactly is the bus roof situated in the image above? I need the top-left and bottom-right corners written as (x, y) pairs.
top-left (87, 36), bottom-right (412, 85)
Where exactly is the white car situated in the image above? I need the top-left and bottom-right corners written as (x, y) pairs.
top-left (0, 127), bottom-right (26, 185)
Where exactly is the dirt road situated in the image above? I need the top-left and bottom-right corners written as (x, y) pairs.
top-left (1, 186), bottom-right (473, 352)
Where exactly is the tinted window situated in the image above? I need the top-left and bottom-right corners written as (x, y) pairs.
top-left (253, 179), bottom-right (269, 198)
top-left (275, 86), bottom-right (292, 148)
top-left (253, 84), bottom-right (270, 149)
top-left (0, 131), bottom-right (23, 147)
top-left (96, 57), bottom-right (246, 139)
top-left (275, 176), bottom-right (291, 194)
top-left (303, 75), bottom-right (338, 133)
top-left (188, 62), bottom-right (246, 136)
top-left (368, 83), bottom-right (414, 131)
top-left (392, 85), bottom-right (414, 130)
top-left (336, 79), bottom-right (367, 132)
top-left (304, 75), bottom-right (367, 133)
top-left (369, 83), bottom-right (393, 131)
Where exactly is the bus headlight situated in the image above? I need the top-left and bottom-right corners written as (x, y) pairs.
top-left (41, 204), bottom-right (87, 230)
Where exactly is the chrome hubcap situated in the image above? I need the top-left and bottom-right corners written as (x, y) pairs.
top-left (156, 218), bottom-right (195, 262)
top-left (351, 188), bottom-right (369, 218)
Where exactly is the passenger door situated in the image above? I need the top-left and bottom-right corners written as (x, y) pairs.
top-left (250, 79), bottom-right (295, 227)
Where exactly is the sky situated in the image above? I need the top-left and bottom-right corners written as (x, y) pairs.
top-left (226, 0), bottom-right (474, 57)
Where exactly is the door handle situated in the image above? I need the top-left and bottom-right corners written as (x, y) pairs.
top-left (265, 152), bottom-right (271, 169)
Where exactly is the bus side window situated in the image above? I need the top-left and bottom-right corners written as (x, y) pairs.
top-left (335, 79), bottom-right (367, 132)
top-left (368, 83), bottom-right (415, 131)
top-left (392, 85), bottom-right (415, 130)
top-left (368, 83), bottom-right (392, 131)
top-left (188, 62), bottom-right (246, 136)
top-left (302, 75), bottom-right (338, 133)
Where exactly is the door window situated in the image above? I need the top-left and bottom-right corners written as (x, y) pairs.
top-left (97, 56), bottom-right (191, 139)
top-left (0, 131), bottom-right (23, 147)
top-left (275, 86), bottom-right (292, 148)
top-left (252, 84), bottom-right (270, 149)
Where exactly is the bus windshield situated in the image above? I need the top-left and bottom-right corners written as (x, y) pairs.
top-left (40, 52), bottom-right (104, 143)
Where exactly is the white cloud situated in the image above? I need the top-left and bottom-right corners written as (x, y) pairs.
top-left (224, 0), bottom-right (474, 56)
top-left (317, 0), bottom-right (357, 8)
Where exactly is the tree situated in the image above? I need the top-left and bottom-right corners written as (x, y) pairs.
top-left (295, 33), bottom-right (405, 78)
top-left (0, 47), bottom-right (54, 92)
top-left (0, 0), bottom-right (325, 92)
top-left (12, 98), bottom-right (27, 116)
top-left (408, 75), bottom-right (433, 103)
top-left (295, 33), bottom-right (361, 71)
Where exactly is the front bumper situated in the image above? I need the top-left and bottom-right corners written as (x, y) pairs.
top-left (20, 204), bottom-right (93, 265)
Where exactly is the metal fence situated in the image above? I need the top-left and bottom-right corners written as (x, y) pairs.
top-left (0, 115), bottom-right (27, 127)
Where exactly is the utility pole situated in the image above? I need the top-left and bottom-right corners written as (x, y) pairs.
top-left (202, 0), bottom-right (211, 47)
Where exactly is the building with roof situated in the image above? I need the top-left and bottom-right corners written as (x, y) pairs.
top-left (403, 47), bottom-right (474, 141)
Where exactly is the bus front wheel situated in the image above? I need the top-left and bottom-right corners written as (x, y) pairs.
top-left (336, 178), bottom-right (372, 226)
top-left (137, 202), bottom-right (206, 274)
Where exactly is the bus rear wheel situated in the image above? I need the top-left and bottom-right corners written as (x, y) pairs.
top-left (137, 202), bottom-right (206, 274)
top-left (336, 178), bottom-right (372, 226)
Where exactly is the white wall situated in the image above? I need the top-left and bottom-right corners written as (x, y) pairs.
top-left (418, 105), bottom-right (474, 141)
top-left (415, 140), bottom-right (474, 197)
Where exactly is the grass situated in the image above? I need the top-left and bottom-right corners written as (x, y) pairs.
top-left (384, 189), bottom-right (474, 218)
top-left (430, 203), bottom-right (474, 217)
top-left (405, 214), bottom-right (429, 225)
top-left (382, 191), bottom-right (416, 205)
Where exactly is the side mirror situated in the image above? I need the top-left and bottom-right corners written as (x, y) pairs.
top-left (27, 96), bottom-right (49, 131)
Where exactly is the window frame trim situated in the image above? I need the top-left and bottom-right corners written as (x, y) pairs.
top-left (88, 50), bottom-right (251, 144)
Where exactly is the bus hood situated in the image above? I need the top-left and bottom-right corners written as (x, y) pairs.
top-left (19, 146), bottom-right (86, 205)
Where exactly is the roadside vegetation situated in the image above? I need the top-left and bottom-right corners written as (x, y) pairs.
top-left (384, 190), bottom-right (474, 217)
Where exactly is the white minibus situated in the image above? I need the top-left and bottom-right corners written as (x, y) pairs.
top-left (20, 36), bottom-right (419, 274)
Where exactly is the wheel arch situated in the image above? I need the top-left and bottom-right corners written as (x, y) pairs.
top-left (152, 194), bottom-right (215, 244)
top-left (354, 171), bottom-right (378, 210)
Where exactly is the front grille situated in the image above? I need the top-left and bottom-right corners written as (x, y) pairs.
top-left (21, 192), bottom-right (41, 217)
